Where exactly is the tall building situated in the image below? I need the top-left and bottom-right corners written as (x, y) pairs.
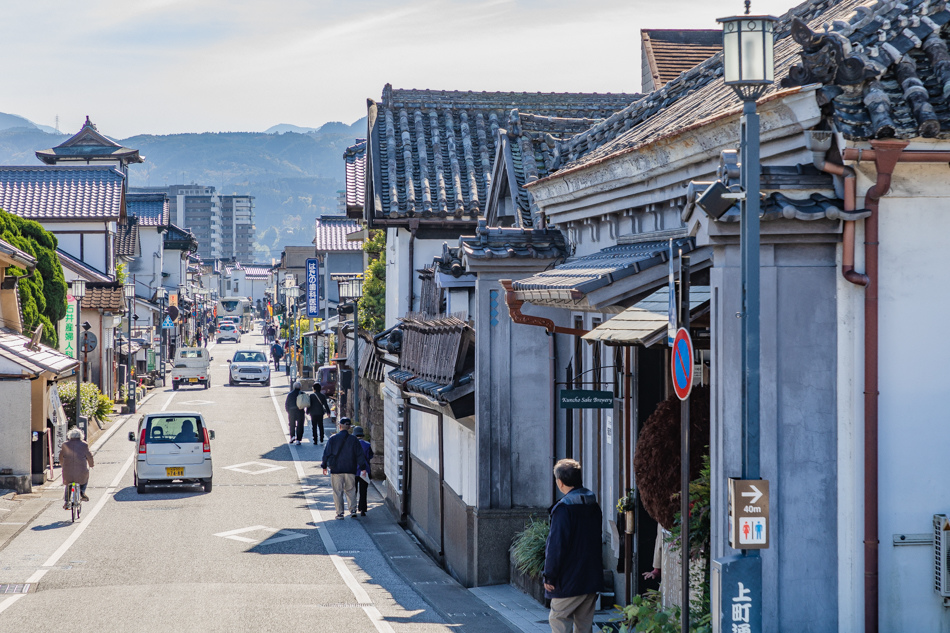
top-left (129, 184), bottom-right (255, 261)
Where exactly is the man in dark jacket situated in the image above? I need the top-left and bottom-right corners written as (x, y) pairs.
top-left (353, 426), bottom-right (374, 516)
top-left (284, 380), bottom-right (305, 445)
top-left (320, 417), bottom-right (368, 519)
top-left (543, 458), bottom-right (602, 633)
top-left (309, 383), bottom-right (332, 443)
top-left (271, 340), bottom-right (283, 371)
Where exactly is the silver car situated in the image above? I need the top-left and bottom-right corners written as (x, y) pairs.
top-left (129, 412), bottom-right (215, 493)
top-left (228, 349), bottom-right (271, 386)
top-left (216, 323), bottom-right (241, 344)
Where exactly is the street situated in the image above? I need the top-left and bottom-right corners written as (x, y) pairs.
top-left (0, 328), bottom-right (465, 633)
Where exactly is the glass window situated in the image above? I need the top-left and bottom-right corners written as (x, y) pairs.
top-left (145, 416), bottom-right (203, 443)
top-left (233, 352), bottom-right (266, 363)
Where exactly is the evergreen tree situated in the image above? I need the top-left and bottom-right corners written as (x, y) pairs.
top-left (358, 230), bottom-right (386, 333)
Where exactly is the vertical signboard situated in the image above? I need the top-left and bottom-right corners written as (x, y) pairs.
top-left (306, 258), bottom-right (320, 317)
top-left (63, 296), bottom-right (77, 358)
top-left (728, 478), bottom-right (770, 550)
top-left (668, 239), bottom-right (676, 346)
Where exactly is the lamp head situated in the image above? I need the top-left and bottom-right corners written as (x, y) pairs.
top-left (717, 6), bottom-right (778, 97)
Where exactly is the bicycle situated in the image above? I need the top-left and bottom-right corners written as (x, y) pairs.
top-left (66, 482), bottom-right (82, 522)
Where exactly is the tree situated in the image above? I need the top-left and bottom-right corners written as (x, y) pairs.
top-left (0, 209), bottom-right (67, 347)
top-left (358, 230), bottom-right (386, 333)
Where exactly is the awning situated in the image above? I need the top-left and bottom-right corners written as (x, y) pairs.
top-left (0, 328), bottom-right (78, 377)
top-left (583, 286), bottom-right (710, 347)
top-left (510, 234), bottom-right (709, 312)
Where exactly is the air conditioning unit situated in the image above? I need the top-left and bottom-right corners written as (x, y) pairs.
top-left (934, 514), bottom-right (950, 597)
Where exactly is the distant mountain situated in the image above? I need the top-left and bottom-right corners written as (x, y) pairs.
top-left (264, 123), bottom-right (321, 135)
top-left (0, 112), bottom-right (58, 135)
top-left (0, 117), bottom-right (368, 262)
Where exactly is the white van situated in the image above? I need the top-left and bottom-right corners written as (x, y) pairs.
top-left (171, 347), bottom-right (211, 390)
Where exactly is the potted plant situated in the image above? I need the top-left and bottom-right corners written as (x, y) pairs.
top-left (617, 489), bottom-right (636, 534)
top-left (509, 516), bottom-right (550, 605)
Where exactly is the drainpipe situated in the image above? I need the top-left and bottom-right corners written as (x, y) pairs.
top-left (549, 331), bottom-right (557, 505)
top-left (407, 220), bottom-right (418, 314)
top-left (624, 345), bottom-right (633, 604)
top-left (804, 131), bottom-right (868, 286)
top-left (498, 280), bottom-right (588, 337)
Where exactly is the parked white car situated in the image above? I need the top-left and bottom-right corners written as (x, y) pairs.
top-left (228, 349), bottom-right (271, 387)
top-left (129, 412), bottom-right (214, 493)
top-left (216, 323), bottom-right (241, 344)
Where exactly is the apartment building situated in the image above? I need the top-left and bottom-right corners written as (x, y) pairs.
top-left (130, 184), bottom-right (255, 261)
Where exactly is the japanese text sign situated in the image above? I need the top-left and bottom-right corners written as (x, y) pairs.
top-left (306, 258), bottom-right (320, 317)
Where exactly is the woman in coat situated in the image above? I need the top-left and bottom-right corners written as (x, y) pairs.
top-left (60, 427), bottom-right (94, 507)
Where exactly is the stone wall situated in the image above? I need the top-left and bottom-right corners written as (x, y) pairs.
top-left (359, 375), bottom-right (385, 479)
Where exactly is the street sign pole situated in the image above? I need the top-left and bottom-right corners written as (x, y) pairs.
top-left (679, 254), bottom-right (690, 633)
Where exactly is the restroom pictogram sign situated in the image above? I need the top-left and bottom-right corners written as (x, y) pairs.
top-left (729, 478), bottom-right (770, 550)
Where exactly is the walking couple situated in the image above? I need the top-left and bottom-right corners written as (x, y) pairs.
top-left (320, 417), bottom-right (373, 519)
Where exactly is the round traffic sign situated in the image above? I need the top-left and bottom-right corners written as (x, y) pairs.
top-left (671, 327), bottom-right (693, 400)
top-left (81, 331), bottom-right (98, 354)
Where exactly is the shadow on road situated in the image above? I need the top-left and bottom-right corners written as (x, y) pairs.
top-left (112, 485), bottom-right (206, 502)
top-left (31, 520), bottom-right (74, 531)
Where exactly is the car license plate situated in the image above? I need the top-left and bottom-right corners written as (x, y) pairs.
top-left (166, 467), bottom-right (184, 477)
top-left (189, 378), bottom-right (198, 383)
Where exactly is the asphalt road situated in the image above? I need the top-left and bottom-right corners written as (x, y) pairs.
top-left (0, 328), bottom-right (455, 633)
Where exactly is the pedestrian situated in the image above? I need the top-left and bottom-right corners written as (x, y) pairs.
top-left (59, 427), bottom-right (94, 508)
top-left (271, 339), bottom-right (284, 372)
top-left (320, 417), bottom-right (369, 519)
top-left (353, 426), bottom-right (374, 516)
top-left (196, 327), bottom-right (203, 347)
top-left (284, 380), bottom-right (307, 445)
top-left (283, 340), bottom-right (291, 375)
top-left (309, 383), bottom-right (332, 443)
top-left (543, 459), bottom-right (603, 633)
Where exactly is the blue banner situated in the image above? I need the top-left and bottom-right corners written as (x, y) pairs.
top-left (306, 258), bottom-right (320, 317)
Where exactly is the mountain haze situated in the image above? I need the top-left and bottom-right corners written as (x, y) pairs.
top-left (0, 117), bottom-right (367, 262)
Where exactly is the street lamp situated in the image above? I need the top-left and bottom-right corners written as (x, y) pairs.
top-left (334, 274), bottom-right (364, 424)
top-left (124, 280), bottom-right (136, 413)
top-left (710, 4), bottom-right (776, 633)
top-left (156, 287), bottom-right (167, 387)
top-left (286, 285), bottom-right (301, 380)
top-left (72, 279), bottom-right (85, 431)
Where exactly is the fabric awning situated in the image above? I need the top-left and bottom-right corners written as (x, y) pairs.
top-left (582, 286), bottom-right (710, 346)
top-left (509, 234), bottom-right (709, 312)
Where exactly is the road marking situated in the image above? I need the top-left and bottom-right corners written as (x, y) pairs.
top-left (0, 454), bottom-right (134, 616)
top-left (223, 461), bottom-right (285, 475)
top-left (159, 392), bottom-right (177, 412)
top-left (213, 525), bottom-right (305, 546)
top-left (268, 388), bottom-right (395, 633)
top-left (179, 400), bottom-right (215, 405)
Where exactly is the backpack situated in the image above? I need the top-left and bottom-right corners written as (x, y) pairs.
top-left (272, 344), bottom-right (283, 359)
top-left (296, 392), bottom-right (310, 409)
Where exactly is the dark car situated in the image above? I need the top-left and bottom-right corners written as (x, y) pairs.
top-left (316, 364), bottom-right (337, 397)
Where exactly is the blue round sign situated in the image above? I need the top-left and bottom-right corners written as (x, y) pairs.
top-left (671, 327), bottom-right (693, 400)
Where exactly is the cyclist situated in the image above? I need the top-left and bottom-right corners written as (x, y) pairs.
top-left (59, 427), bottom-right (94, 508)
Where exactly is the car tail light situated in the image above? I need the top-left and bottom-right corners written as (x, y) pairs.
top-left (199, 376), bottom-right (205, 380)
top-left (202, 428), bottom-right (211, 453)
top-left (138, 429), bottom-right (147, 454)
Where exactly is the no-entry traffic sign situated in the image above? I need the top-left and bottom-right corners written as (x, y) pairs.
top-left (671, 327), bottom-right (693, 400)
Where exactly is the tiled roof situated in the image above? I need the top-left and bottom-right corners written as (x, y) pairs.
top-left (242, 264), bottom-right (273, 279)
top-left (388, 367), bottom-right (475, 403)
top-left (713, 192), bottom-right (870, 223)
top-left (548, 0), bottom-right (856, 176)
top-left (314, 216), bottom-right (362, 252)
top-left (512, 236), bottom-right (694, 304)
top-left (641, 30), bottom-right (722, 91)
top-left (459, 221), bottom-right (568, 262)
top-left (365, 84), bottom-right (640, 223)
top-left (35, 117), bottom-right (142, 165)
top-left (583, 285), bottom-right (711, 346)
top-left (344, 140), bottom-right (366, 216)
top-left (127, 192), bottom-right (169, 226)
top-left (60, 250), bottom-right (111, 282)
top-left (164, 224), bottom-right (198, 252)
top-left (82, 282), bottom-right (126, 312)
top-left (0, 328), bottom-right (78, 376)
top-left (115, 220), bottom-right (139, 257)
top-left (0, 238), bottom-right (37, 269)
top-left (782, 0), bottom-right (950, 139)
top-left (0, 166), bottom-right (125, 221)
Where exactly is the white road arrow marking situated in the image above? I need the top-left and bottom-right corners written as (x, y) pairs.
top-left (741, 485), bottom-right (763, 505)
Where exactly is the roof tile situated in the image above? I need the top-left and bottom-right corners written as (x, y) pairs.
top-left (314, 216), bottom-right (363, 252)
top-left (0, 166), bottom-right (125, 221)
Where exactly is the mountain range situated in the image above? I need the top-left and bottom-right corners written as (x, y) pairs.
top-left (0, 114), bottom-right (367, 263)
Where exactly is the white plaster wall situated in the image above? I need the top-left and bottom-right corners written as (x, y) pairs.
top-left (384, 228), bottom-right (408, 329)
top-left (873, 164), bottom-right (950, 633)
top-left (132, 228), bottom-right (164, 296)
top-left (443, 416), bottom-right (476, 504)
top-left (0, 380), bottom-right (32, 475)
top-left (409, 407), bottom-right (439, 473)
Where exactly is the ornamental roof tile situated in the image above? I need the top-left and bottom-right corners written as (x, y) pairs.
top-left (548, 0), bottom-right (858, 177)
top-left (459, 221), bottom-right (569, 262)
top-left (35, 117), bottom-right (142, 165)
top-left (641, 30), bottom-right (722, 92)
top-left (344, 140), bottom-right (366, 216)
top-left (313, 216), bottom-right (363, 252)
top-left (127, 192), bottom-right (169, 226)
top-left (782, 0), bottom-right (950, 140)
top-left (365, 84), bottom-right (640, 224)
top-left (0, 166), bottom-right (125, 221)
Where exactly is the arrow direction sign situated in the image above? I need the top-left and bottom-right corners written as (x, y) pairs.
top-left (729, 478), bottom-right (770, 550)
top-left (741, 485), bottom-right (763, 505)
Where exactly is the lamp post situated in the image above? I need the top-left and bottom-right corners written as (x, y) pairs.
top-left (334, 274), bottom-right (364, 424)
top-left (156, 287), bottom-right (167, 387)
top-left (711, 5), bottom-right (776, 633)
top-left (286, 285), bottom-right (301, 381)
top-left (125, 280), bottom-right (136, 413)
top-left (72, 279), bottom-right (86, 431)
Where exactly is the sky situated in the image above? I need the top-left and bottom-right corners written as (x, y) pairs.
top-left (3, 0), bottom-right (798, 138)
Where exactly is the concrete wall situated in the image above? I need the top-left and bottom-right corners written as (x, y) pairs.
top-left (709, 224), bottom-right (840, 633)
top-left (0, 380), bottom-right (32, 477)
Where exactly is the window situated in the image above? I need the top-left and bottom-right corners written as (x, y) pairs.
top-left (233, 352), bottom-right (266, 363)
top-left (145, 416), bottom-right (203, 444)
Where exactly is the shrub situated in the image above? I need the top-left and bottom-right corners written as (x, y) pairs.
top-left (59, 382), bottom-right (112, 421)
top-left (510, 517), bottom-right (549, 579)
